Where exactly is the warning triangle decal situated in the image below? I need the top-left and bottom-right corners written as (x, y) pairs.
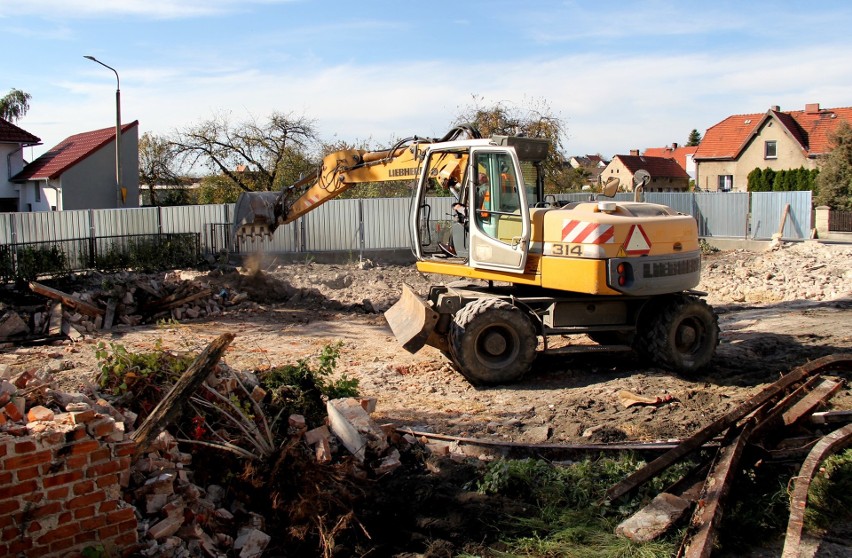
top-left (623, 225), bottom-right (651, 255)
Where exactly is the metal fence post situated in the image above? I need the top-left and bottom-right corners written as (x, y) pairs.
top-left (88, 208), bottom-right (96, 268)
top-left (358, 198), bottom-right (365, 261)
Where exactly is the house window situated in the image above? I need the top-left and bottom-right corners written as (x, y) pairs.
top-left (765, 140), bottom-right (777, 159)
top-left (718, 175), bottom-right (733, 192)
top-left (35, 185), bottom-right (41, 202)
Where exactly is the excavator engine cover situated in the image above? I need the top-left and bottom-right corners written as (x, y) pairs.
top-left (384, 284), bottom-right (439, 353)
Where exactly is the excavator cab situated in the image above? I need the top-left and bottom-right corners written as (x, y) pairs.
top-left (410, 139), bottom-right (541, 273)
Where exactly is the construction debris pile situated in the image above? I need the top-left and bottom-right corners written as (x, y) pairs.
top-left (0, 272), bottom-right (252, 345)
top-left (0, 332), bottom-right (426, 557)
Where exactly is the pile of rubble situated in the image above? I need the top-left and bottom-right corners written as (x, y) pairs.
top-left (0, 271), bottom-right (251, 345)
top-left (0, 332), bottom-right (416, 557)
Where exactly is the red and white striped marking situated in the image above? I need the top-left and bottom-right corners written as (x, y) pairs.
top-left (561, 220), bottom-right (615, 244)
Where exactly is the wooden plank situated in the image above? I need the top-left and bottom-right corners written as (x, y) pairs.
top-left (781, 423), bottom-right (852, 558)
top-left (29, 281), bottom-right (105, 318)
top-left (605, 354), bottom-right (852, 503)
top-left (131, 333), bottom-right (234, 452)
top-left (679, 421), bottom-right (756, 558)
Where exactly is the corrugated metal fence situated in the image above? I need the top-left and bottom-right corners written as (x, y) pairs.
top-left (0, 191), bottom-right (813, 259)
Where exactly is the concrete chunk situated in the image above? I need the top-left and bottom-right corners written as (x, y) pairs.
top-left (327, 398), bottom-right (388, 462)
top-left (615, 492), bottom-right (691, 542)
top-left (235, 528), bottom-right (271, 558)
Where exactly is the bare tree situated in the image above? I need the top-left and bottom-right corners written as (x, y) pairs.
top-left (0, 89), bottom-right (32, 122)
top-left (138, 132), bottom-right (184, 205)
top-left (170, 111), bottom-right (318, 197)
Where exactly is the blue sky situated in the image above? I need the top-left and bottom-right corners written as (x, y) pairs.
top-left (4, 0), bottom-right (852, 164)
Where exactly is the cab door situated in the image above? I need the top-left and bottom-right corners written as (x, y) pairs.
top-left (467, 149), bottom-right (530, 272)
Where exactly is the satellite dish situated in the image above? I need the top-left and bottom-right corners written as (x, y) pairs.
top-left (633, 169), bottom-right (651, 190)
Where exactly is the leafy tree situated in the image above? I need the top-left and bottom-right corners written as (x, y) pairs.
top-left (687, 129), bottom-right (702, 146)
top-left (195, 175), bottom-right (244, 204)
top-left (171, 111), bottom-right (318, 195)
top-left (815, 122), bottom-right (852, 209)
top-left (138, 132), bottom-right (184, 206)
top-left (0, 88), bottom-right (31, 122)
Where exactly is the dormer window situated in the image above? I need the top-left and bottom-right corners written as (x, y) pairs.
top-left (765, 140), bottom-right (777, 159)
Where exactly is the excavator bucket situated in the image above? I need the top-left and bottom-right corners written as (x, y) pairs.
top-left (384, 284), bottom-right (439, 354)
top-left (231, 191), bottom-right (283, 241)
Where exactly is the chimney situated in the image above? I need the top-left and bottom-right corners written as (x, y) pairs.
top-left (671, 142), bottom-right (678, 149)
top-left (770, 105), bottom-right (781, 112)
top-left (630, 149), bottom-right (639, 156)
top-left (805, 103), bottom-right (820, 114)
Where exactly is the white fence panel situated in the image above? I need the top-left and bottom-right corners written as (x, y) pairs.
top-left (363, 197), bottom-right (411, 249)
top-left (303, 198), bottom-right (361, 252)
top-left (693, 192), bottom-right (749, 237)
top-left (750, 191), bottom-right (812, 239)
top-left (12, 209), bottom-right (91, 242)
top-left (92, 207), bottom-right (159, 237)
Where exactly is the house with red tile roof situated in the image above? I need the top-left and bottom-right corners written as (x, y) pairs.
top-left (643, 143), bottom-right (697, 182)
top-left (0, 118), bottom-right (42, 212)
top-left (600, 150), bottom-right (690, 192)
top-left (12, 121), bottom-right (139, 211)
top-left (693, 103), bottom-right (852, 192)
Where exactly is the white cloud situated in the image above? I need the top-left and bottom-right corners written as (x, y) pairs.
top-left (21, 35), bottom-right (852, 162)
top-left (2, 0), bottom-right (298, 19)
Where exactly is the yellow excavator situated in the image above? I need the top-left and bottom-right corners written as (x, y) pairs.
top-left (232, 126), bottom-right (718, 385)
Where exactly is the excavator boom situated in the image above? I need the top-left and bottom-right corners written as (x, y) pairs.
top-left (231, 128), bottom-right (478, 241)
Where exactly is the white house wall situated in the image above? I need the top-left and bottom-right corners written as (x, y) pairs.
top-left (57, 126), bottom-right (141, 210)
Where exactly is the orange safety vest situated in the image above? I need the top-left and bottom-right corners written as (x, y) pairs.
top-left (480, 189), bottom-right (491, 218)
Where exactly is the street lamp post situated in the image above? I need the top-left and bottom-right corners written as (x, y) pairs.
top-left (84, 55), bottom-right (123, 207)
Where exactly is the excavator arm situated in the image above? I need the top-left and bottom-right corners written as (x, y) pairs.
top-left (232, 127), bottom-right (478, 241)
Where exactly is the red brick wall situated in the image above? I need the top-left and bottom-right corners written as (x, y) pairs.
top-left (0, 419), bottom-right (138, 557)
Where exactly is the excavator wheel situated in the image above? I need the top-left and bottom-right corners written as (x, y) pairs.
top-left (639, 294), bottom-right (719, 374)
top-left (449, 298), bottom-right (537, 385)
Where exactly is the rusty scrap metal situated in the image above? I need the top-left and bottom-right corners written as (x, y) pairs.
top-left (781, 422), bottom-right (852, 558)
top-left (677, 420), bottom-right (757, 558)
top-left (605, 354), bottom-right (852, 503)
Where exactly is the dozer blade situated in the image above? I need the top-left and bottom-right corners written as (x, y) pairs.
top-left (384, 284), bottom-right (439, 354)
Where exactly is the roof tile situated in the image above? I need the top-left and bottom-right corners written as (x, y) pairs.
top-left (13, 121), bottom-right (138, 181)
top-left (0, 117), bottom-right (41, 145)
top-left (694, 105), bottom-right (852, 160)
top-left (613, 155), bottom-right (690, 179)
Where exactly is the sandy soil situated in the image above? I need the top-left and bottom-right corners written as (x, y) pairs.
top-left (6, 242), bottom-right (851, 446)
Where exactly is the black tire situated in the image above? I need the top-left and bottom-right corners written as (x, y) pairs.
top-left (449, 298), bottom-right (537, 385)
top-left (638, 295), bottom-right (719, 374)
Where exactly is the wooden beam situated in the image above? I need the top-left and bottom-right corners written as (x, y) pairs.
top-left (131, 333), bottom-right (234, 452)
top-left (29, 281), bottom-right (105, 318)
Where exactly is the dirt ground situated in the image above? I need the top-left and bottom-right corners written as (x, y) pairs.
top-left (2, 241), bottom-right (852, 556)
top-left (6, 241), bottom-right (851, 446)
